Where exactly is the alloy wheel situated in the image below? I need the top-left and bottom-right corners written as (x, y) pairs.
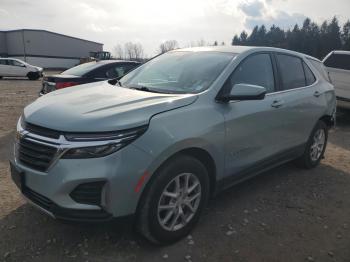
top-left (310, 128), bottom-right (326, 162)
top-left (157, 173), bottom-right (201, 231)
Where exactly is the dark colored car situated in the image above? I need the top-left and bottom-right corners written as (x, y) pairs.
top-left (40, 60), bottom-right (140, 95)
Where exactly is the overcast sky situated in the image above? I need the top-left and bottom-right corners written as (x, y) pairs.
top-left (1, 0), bottom-right (349, 56)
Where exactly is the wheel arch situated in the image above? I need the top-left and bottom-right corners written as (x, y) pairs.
top-left (135, 147), bottom-right (217, 217)
top-left (319, 114), bottom-right (334, 129)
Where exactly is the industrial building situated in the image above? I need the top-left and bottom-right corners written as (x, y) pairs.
top-left (0, 29), bottom-right (103, 69)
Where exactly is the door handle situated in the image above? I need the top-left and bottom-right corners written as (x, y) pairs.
top-left (314, 91), bottom-right (321, 97)
top-left (271, 100), bottom-right (284, 108)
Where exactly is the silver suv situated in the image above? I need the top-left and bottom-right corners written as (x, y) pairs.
top-left (10, 46), bottom-right (336, 244)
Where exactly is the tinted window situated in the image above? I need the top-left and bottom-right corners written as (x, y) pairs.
top-left (106, 64), bottom-right (137, 78)
top-left (277, 54), bottom-right (305, 90)
top-left (0, 60), bottom-right (6, 65)
top-left (228, 53), bottom-right (275, 93)
top-left (8, 60), bottom-right (23, 67)
top-left (62, 62), bottom-right (102, 76)
top-left (303, 62), bottom-right (316, 85)
top-left (308, 58), bottom-right (330, 82)
top-left (324, 53), bottom-right (350, 70)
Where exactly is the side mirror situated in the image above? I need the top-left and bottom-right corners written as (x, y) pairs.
top-left (220, 83), bottom-right (267, 102)
top-left (20, 64), bottom-right (26, 67)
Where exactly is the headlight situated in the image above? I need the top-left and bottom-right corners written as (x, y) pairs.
top-left (62, 144), bottom-right (123, 159)
top-left (62, 125), bottom-right (147, 159)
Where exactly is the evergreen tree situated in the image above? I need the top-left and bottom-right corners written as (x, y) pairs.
top-left (231, 17), bottom-right (348, 59)
top-left (342, 20), bottom-right (350, 50)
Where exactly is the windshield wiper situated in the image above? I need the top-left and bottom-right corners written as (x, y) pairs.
top-left (108, 77), bottom-right (123, 86)
top-left (129, 86), bottom-right (164, 93)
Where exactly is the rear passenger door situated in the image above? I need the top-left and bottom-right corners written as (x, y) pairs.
top-left (323, 53), bottom-right (350, 100)
top-left (0, 60), bottom-right (9, 76)
top-left (273, 53), bottom-right (323, 149)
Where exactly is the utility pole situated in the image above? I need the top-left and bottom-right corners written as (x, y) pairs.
top-left (21, 29), bottom-right (26, 62)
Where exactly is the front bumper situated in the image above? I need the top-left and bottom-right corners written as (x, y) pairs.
top-left (10, 136), bottom-right (154, 221)
top-left (10, 160), bottom-right (112, 222)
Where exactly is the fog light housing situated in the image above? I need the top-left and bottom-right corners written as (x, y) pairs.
top-left (70, 181), bottom-right (106, 206)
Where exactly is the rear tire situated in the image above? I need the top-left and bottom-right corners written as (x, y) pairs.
top-left (296, 120), bottom-right (328, 169)
top-left (27, 72), bottom-right (40, 80)
top-left (137, 155), bottom-right (210, 244)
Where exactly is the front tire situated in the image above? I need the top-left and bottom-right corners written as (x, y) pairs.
top-left (27, 72), bottom-right (40, 80)
top-left (296, 120), bottom-right (328, 169)
top-left (137, 155), bottom-right (210, 244)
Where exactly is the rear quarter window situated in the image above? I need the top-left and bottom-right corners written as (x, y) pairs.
top-left (308, 58), bottom-right (331, 82)
top-left (303, 62), bottom-right (316, 86)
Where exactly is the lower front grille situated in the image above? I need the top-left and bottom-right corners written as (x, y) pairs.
top-left (23, 186), bottom-right (112, 222)
top-left (18, 138), bottom-right (57, 172)
top-left (23, 186), bottom-right (53, 210)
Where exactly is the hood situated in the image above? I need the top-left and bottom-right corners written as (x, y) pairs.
top-left (24, 81), bottom-right (197, 132)
top-left (26, 63), bottom-right (42, 71)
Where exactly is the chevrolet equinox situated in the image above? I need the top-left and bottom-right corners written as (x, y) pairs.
top-left (10, 46), bottom-right (336, 244)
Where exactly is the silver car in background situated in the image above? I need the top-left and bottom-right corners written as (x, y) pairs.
top-left (10, 46), bottom-right (336, 244)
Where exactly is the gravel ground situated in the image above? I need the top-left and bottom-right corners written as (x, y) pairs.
top-left (0, 76), bottom-right (349, 262)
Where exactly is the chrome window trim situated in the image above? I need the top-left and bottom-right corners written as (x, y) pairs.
top-left (265, 79), bottom-right (319, 97)
top-left (225, 80), bottom-right (320, 104)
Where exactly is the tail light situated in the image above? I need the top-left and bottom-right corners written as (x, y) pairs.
top-left (56, 82), bottom-right (79, 89)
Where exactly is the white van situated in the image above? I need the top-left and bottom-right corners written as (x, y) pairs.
top-left (323, 51), bottom-right (350, 109)
top-left (0, 58), bottom-right (43, 80)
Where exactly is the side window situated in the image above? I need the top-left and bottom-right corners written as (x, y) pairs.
top-left (228, 53), bottom-right (275, 93)
top-left (8, 60), bottom-right (23, 67)
top-left (106, 64), bottom-right (138, 79)
top-left (324, 54), bottom-right (350, 70)
top-left (89, 66), bottom-right (109, 78)
top-left (303, 62), bottom-right (316, 86)
top-left (276, 54), bottom-right (306, 90)
top-left (0, 60), bottom-right (6, 65)
top-left (308, 59), bottom-right (330, 82)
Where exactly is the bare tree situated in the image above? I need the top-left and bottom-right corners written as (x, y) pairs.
top-left (114, 44), bottom-right (124, 59)
top-left (159, 40), bottom-right (179, 54)
top-left (132, 43), bottom-right (144, 60)
top-left (124, 42), bottom-right (135, 60)
top-left (187, 39), bottom-right (207, 47)
top-left (196, 39), bottom-right (207, 47)
top-left (124, 42), bottom-right (144, 60)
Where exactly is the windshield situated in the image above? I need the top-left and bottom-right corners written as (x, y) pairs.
top-left (62, 62), bottom-right (101, 76)
top-left (120, 51), bottom-right (235, 94)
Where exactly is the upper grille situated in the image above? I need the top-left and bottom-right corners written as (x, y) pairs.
top-left (18, 138), bottom-right (58, 172)
top-left (24, 122), bottom-right (61, 139)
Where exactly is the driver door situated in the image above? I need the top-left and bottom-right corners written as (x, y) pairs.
top-left (7, 60), bottom-right (27, 76)
top-left (221, 52), bottom-right (287, 179)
